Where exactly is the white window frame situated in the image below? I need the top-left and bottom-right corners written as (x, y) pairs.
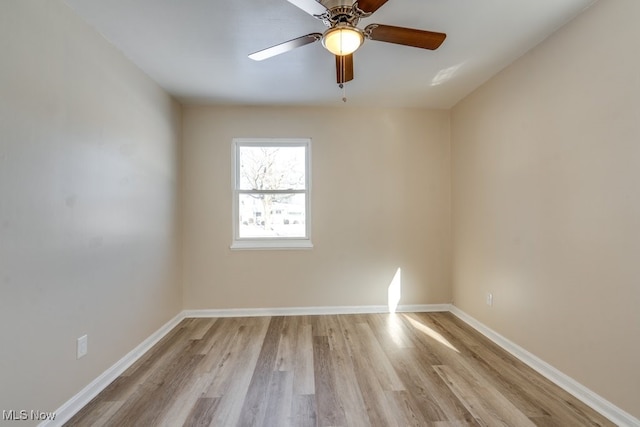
top-left (231, 138), bottom-right (313, 250)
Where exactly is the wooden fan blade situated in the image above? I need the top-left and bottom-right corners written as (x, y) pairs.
top-left (356, 0), bottom-right (389, 14)
top-left (336, 54), bottom-right (354, 84)
top-left (248, 33), bottom-right (322, 61)
top-left (365, 24), bottom-right (446, 50)
top-left (287, 0), bottom-right (327, 16)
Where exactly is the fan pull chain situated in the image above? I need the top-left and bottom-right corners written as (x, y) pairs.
top-left (342, 83), bottom-right (347, 103)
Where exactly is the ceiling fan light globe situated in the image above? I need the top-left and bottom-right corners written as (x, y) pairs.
top-left (322, 26), bottom-right (363, 56)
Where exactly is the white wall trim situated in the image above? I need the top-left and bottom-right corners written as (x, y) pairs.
top-left (44, 304), bottom-right (638, 427)
top-left (43, 304), bottom-right (447, 426)
top-left (449, 305), bottom-right (640, 427)
top-left (41, 312), bottom-right (187, 427)
top-left (183, 304), bottom-right (451, 318)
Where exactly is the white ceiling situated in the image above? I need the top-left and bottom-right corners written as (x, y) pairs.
top-left (63, 0), bottom-right (596, 108)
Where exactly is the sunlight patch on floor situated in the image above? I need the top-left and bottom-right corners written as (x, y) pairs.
top-left (404, 315), bottom-right (459, 353)
top-left (385, 313), bottom-right (410, 347)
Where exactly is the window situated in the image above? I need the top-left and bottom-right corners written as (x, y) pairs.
top-left (231, 138), bottom-right (312, 249)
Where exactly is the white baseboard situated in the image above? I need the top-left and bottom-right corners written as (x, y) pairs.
top-left (45, 304), bottom-right (638, 427)
top-left (41, 312), bottom-right (187, 427)
top-left (44, 304), bottom-right (448, 426)
top-left (449, 305), bottom-right (640, 427)
top-left (183, 303), bottom-right (451, 318)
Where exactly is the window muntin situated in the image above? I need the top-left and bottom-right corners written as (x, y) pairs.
top-left (232, 138), bottom-right (312, 249)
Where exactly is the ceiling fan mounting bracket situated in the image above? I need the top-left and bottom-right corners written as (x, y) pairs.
top-left (315, 4), bottom-right (362, 28)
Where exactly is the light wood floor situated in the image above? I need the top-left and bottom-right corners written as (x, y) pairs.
top-left (65, 312), bottom-right (613, 426)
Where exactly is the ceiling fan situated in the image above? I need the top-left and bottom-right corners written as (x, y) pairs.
top-left (248, 0), bottom-right (447, 86)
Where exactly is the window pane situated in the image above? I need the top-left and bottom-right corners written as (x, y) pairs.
top-left (239, 146), bottom-right (306, 190)
top-left (238, 193), bottom-right (306, 238)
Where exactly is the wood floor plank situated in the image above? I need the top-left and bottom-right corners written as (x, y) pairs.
top-left (275, 315), bottom-right (296, 372)
top-left (412, 313), bottom-right (550, 419)
top-left (158, 371), bottom-right (214, 427)
top-left (310, 314), bottom-right (331, 338)
top-left (195, 318), bottom-right (241, 373)
top-left (349, 359), bottom-right (401, 427)
top-left (291, 394), bottom-right (317, 427)
top-left (424, 314), bottom-right (550, 412)
top-left (338, 320), bottom-right (403, 426)
top-left (181, 397), bottom-right (219, 427)
top-left (425, 313), bottom-right (610, 426)
top-left (203, 316), bottom-right (271, 426)
top-left (201, 318), bottom-right (266, 396)
top-left (64, 401), bottom-right (124, 427)
top-left (367, 313), bottom-right (415, 350)
top-left (105, 346), bottom-right (205, 426)
top-left (312, 334), bottom-right (348, 426)
top-left (389, 347), bottom-right (478, 424)
top-left (238, 316), bottom-right (286, 426)
top-left (433, 421), bottom-right (480, 427)
top-left (93, 320), bottom-right (194, 405)
top-left (393, 314), bottom-right (478, 423)
top-left (64, 313), bottom-right (615, 427)
top-left (191, 318), bottom-right (227, 356)
top-left (262, 370), bottom-right (294, 427)
top-left (292, 322), bottom-right (315, 395)
top-left (403, 313), bottom-right (543, 425)
top-left (385, 389), bottom-right (433, 426)
top-left (354, 321), bottom-right (406, 392)
top-left (187, 318), bottom-right (217, 340)
top-left (434, 364), bottom-right (537, 427)
top-left (325, 315), bottom-right (371, 427)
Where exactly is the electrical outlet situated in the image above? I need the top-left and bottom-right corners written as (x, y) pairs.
top-left (486, 292), bottom-right (493, 307)
top-left (77, 335), bottom-right (88, 359)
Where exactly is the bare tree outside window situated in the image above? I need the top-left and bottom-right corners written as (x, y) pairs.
top-left (232, 139), bottom-right (311, 247)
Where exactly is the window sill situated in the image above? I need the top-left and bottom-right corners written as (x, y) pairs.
top-left (230, 239), bottom-right (314, 250)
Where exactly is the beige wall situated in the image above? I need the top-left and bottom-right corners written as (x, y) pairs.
top-left (4, 0), bottom-right (638, 422)
top-left (451, 0), bottom-right (640, 418)
top-left (182, 106), bottom-right (451, 310)
top-left (0, 0), bottom-right (182, 420)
